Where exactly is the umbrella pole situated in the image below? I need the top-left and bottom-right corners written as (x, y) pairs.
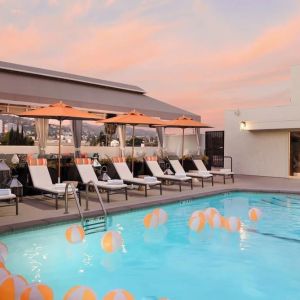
top-left (182, 128), bottom-right (185, 167)
top-left (58, 119), bottom-right (62, 183)
top-left (131, 125), bottom-right (135, 175)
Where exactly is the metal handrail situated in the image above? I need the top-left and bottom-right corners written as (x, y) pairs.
top-left (85, 180), bottom-right (107, 219)
top-left (64, 183), bottom-right (83, 220)
top-left (224, 156), bottom-right (233, 172)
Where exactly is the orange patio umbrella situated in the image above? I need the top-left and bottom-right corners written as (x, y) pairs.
top-left (99, 109), bottom-right (165, 173)
top-left (19, 101), bottom-right (100, 182)
top-left (159, 116), bottom-right (212, 166)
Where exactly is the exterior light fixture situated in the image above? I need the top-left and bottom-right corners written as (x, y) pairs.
top-left (240, 121), bottom-right (246, 130)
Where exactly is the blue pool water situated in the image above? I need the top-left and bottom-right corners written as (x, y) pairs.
top-left (2, 192), bottom-right (300, 299)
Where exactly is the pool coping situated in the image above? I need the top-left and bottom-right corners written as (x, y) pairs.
top-left (1, 187), bottom-right (300, 234)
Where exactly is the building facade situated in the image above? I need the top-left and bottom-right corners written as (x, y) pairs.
top-left (225, 66), bottom-right (300, 178)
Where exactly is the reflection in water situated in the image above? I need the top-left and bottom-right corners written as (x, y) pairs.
top-left (101, 252), bottom-right (122, 272)
top-left (143, 226), bottom-right (168, 244)
top-left (224, 197), bottom-right (249, 218)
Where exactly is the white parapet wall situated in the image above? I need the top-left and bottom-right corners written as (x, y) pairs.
top-left (0, 145), bottom-right (158, 157)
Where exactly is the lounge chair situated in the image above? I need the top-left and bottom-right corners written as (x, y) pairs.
top-left (75, 158), bottom-right (128, 202)
top-left (0, 189), bottom-right (17, 215)
top-left (28, 158), bottom-right (80, 209)
top-left (168, 158), bottom-right (213, 187)
top-left (144, 156), bottom-right (193, 191)
top-left (192, 158), bottom-right (234, 184)
top-left (111, 157), bottom-right (162, 197)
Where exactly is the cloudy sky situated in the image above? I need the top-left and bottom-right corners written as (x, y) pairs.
top-left (1, 0), bottom-right (300, 128)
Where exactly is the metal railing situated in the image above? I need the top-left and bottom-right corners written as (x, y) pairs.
top-left (64, 182), bottom-right (82, 219)
top-left (85, 180), bottom-right (107, 219)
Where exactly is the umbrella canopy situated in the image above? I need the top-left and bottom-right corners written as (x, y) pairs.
top-left (99, 110), bottom-right (165, 173)
top-left (19, 101), bottom-right (99, 182)
top-left (19, 101), bottom-right (99, 121)
top-left (100, 109), bottom-right (166, 126)
top-left (159, 116), bottom-right (212, 166)
top-left (161, 115), bottom-right (211, 128)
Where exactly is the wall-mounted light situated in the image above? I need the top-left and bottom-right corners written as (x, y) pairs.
top-left (240, 121), bottom-right (246, 130)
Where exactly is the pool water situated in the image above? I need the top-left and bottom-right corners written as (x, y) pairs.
top-left (2, 192), bottom-right (300, 299)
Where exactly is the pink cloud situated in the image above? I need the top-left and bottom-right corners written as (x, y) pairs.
top-left (63, 20), bottom-right (163, 74)
top-left (64, 0), bottom-right (92, 22)
top-left (0, 25), bottom-right (45, 58)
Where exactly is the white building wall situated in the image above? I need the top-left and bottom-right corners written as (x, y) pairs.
top-left (225, 110), bottom-right (289, 177)
top-left (225, 66), bottom-right (300, 178)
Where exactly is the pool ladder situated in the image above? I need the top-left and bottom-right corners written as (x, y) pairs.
top-left (64, 181), bottom-right (107, 235)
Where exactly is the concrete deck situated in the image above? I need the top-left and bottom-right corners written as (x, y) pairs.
top-left (1, 175), bottom-right (300, 234)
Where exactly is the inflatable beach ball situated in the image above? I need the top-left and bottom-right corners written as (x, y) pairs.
top-left (208, 213), bottom-right (222, 229)
top-left (189, 212), bottom-right (206, 232)
top-left (103, 289), bottom-right (134, 300)
top-left (101, 231), bottom-right (123, 253)
top-left (65, 225), bottom-right (85, 244)
top-left (0, 274), bottom-right (28, 300)
top-left (226, 217), bottom-right (241, 232)
top-left (204, 207), bottom-right (220, 220)
top-left (0, 254), bottom-right (5, 268)
top-left (144, 213), bottom-right (159, 229)
top-left (20, 283), bottom-right (53, 300)
top-left (0, 266), bottom-right (10, 282)
top-left (248, 207), bottom-right (262, 221)
top-left (0, 242), bottom-right (8, 260)
top-left (152, 208), bottom-right (168, 225)
top-left (64, 286), bottom-right (97, 300)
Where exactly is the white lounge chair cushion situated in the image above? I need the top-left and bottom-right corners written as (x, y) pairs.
top-left (95, 180), bottom-right (127, 189)
top-left (113, 162), bottom-right (134, 179)
top-left (145, 160), bottom-right (191, 181)
top-left (169, 160), bottom-right (185, 174)
top-left (107, 179), bottom-right (124, 185)
top-left (193, 159), bottom-right (208, 172)
top-left (175, 172), bottom-right (187, 178)
top-left (186, 171), bottom-right (213, 178)
top-left (145, 161), bottom-right (165, 177)
top-left (76, 164), bottom-right (99, 183)
top-left (0, 189), bottom-right (11, 196)
top-left (144, 176), bottom-right (158, 183)
top-left (211, 169), bottom-right (234, 175)
top-left (0, 194), bottom-right (16, 200)
top-left (113, 162), bottom-right (160, 185)
top-left (76, 164), bottom-right (127, 189)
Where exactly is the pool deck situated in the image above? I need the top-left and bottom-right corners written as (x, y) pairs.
top-left (1, 175), bottom-right (300, 234)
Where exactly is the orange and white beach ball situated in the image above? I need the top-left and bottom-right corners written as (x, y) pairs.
top-left (64, 286), bottom-right (97, 300)
top-left (226, 217), bottom-right (241, 232)
top-left (0, 242), bottom-right (8, 260)
top-left (188, 212), bottom-right (206, 232)
top-left (0, 274), bottom-right (28, 300)
top-left (103, 289), bottom-right (134, 300)
top-left (204, 207), bottom-right (220, 221)
top-left (152, 208), bottom-right (168, 225)
top-left (65, 225), bottom-right (85, 244)
top-left (0, 254), bottom-right (5, 268)
top-left (144, 213), bottom-right (159, 229)
top-left (248, 208), bottom-right (262, 221)
top-left (208, 213), bottom-right (222, 229)
top-left (20, 283), bottom-right (53, 300)
top-left (0, 266), bottom-right (10, 282)
top-left (101, 231), bottom-right (123, 253)
top-left (220, 216), bottom-right (228, 229)
top-left (191, 210), bottom-right (204, 218)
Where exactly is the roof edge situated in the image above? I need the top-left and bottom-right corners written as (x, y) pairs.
top-left (0, 61), bottom-right (146, 94)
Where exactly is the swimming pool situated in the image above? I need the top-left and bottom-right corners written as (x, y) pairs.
top-left (2, 191), bottom-right (300, 299)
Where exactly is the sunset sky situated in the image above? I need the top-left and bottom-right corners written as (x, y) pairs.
top-left (1, 0), bottom-right (300, 129)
